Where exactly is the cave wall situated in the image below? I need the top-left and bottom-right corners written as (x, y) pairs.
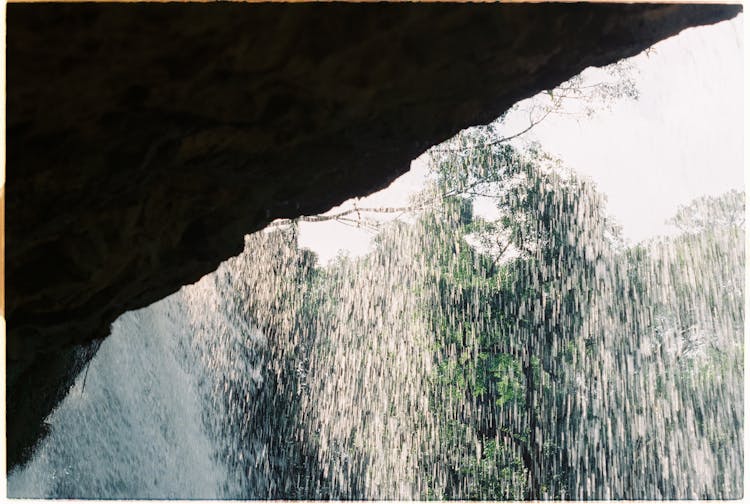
top-left (5, 2), bottom-right (741, 470)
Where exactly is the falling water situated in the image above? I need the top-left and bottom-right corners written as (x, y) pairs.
top-left (6, 297), bottom-right (227, 498)
top-left (8, 131), bottom-right (743, 499)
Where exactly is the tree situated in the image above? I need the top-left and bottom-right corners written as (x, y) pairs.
top-left (228, 58), bottom-right (738, 499)
top-left (254, 61), bottom-right (642, 499)
top-left (216, 149), bottom-right (743, 499)
top-left (668, 189), bottom-right (745, 234)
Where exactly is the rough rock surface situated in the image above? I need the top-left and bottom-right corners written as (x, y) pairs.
top-left (5, 2), bottom-right (741, 470)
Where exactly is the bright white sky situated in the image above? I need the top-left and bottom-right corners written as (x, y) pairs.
top-left (297, 15), bottom-right (744, 265)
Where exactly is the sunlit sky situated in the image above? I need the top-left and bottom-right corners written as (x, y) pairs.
top-left (297, 15), bottom-right (744, 265)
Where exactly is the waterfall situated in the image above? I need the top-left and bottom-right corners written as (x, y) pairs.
top-left (6, 295), bottom-right (228, 498)
top-left (8, 155), bottom-right (743, 500)
top-left (7, 226), bottom-right (444, 499)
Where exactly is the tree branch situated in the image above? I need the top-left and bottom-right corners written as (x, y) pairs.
top-left (267, 204), bottom-right (429, 229)
top-left (431, 109), bottom-right (552, 154)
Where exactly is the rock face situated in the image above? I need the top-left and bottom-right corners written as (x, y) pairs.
top-left (5, 2), bottom-right (741, 470)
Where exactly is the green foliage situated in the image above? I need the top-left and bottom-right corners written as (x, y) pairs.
top-left (668, 189), bottom-right (745, 234)
top-left (229, 101), bottom-right (742, 498)
top-left (418, 120), bottom-right (743, 499)
top-left (416, 126), bottom-right (612, 498)
top-left (491, 353), bottom-right (525, 408)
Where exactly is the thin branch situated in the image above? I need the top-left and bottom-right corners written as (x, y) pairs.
top-left (431, 109), bottom-right (552, 154)
top-left (267, 204), bottom-right (428, 229)
top-left (302, 205), bottom-right (421, 221)
top-left (464, 191), bottom-right (502, 199)
top-left (492, 240), bottom-right (513, 267)
top-left (336, 216), bottom-right (382, 232)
